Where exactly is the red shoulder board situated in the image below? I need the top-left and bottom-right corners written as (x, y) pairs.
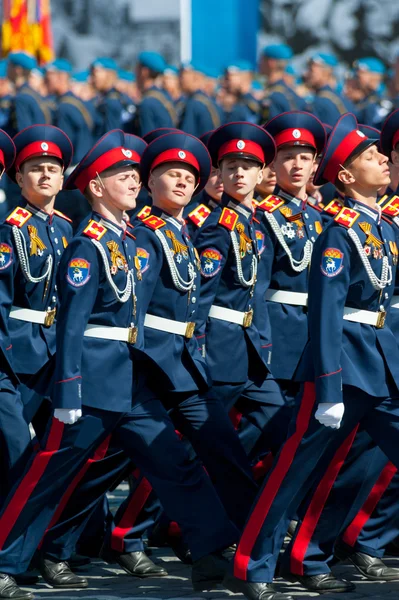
top-left (257, 194), bottom-right (285, 213)
top-left (53, 209), bottom-right (73, 223)
top-left (334, 207), bottom-right (360, 228)
top-left (381, 195), bottom-right (399, 218)
top-left (187, 203), bottom-right (211, 227)
top-left (5, 206), bottom-right (32, 228)
top-left (323, 199), bottom-right (344, 216)
top-left (83, 220), bottom-right (107, 240)
top-left (137, 205), bottom-right (152, 221)
top-left (142, 215), bottom-right (166, 230)
top-left (218, 207), bottom-right (239, 230)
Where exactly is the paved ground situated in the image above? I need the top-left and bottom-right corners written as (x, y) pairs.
top-left (21, 484), bottom-right (399, 600)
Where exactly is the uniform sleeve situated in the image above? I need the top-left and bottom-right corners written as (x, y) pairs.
top-left (56, 105), bottom-right (77, 149)
top-left (52, 238), bottom-right (100, 410)
top-left (133, 225), bottom-right (164, 314)
top-left (105, 98), bottom-right (123, 131)
top-left (137, 99), bottom-right (157, 137)
top-left (0, 225), bottom-right (18, 361)
top-left (14, 95), bottom-right (34, 130)
top-left (253, 217), bottom-right (276, 356)
top-left (307, 224), bottom-right (353, 405)
top-left (179, 99), bottom-right (197, 135)
top-left (194, 221), bottom-right (231, 346)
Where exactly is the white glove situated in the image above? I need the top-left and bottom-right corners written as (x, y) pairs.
top-left (315, 402), bottom-right (345, 429)
top-left (54, 409), bottom-right (82, 425)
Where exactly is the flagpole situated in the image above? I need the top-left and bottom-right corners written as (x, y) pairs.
top-left (179, 0), bottom-right (192, 64)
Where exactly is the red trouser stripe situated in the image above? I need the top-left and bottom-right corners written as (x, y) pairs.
top-left (290, 425), bottom-right (359, 575)
top-left (341, 461), bottom-right (397, 547)
top-left (38, 435), bottom-right (112, 549)
top-left (0, 418), bottom-right (65, 549)
top-left (234, 382), bottom-right (317, 580)
top-left (111, 475), bottom-right (153, 553)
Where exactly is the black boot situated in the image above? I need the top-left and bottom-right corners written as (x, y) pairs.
top-left (335, 542), bottom-right (399, 581)
top-left (192, 551), bottom-right (229, 591)
top-left (39, 557), bottom-right (88, 588)
top-left (148, 523), bottom-right (192, 564)
top-left (107, 551), bottom-right (168, 578)
top-left (286, 572), bottom-right (356, 593)
top-left (223, 574), bottom-right (293, 600)
top-left (0, 574), bottom-right (33, 599)
top-left (67, 553), bottom-right (91, 569)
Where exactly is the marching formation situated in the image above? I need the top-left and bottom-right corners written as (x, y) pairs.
top-left (1, 97), bottom-right (399, 600)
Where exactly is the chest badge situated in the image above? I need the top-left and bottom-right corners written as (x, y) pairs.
top-left (165, 229), bottom-right (189, 262)
top-left (359, 222), bottom-right (384, 259)
top-left (389, 240), bottom-right (399, 266)
top-left (106, 241), bottom-right (129, 274)
top-left (236, 222), bottom-right (253, 258)
top-left (27, 225), bottom-right (47, 256)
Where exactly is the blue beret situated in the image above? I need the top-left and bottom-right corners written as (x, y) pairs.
top-left (118, 69), bottom-right (135, 82)
top-left (91, 57), bottom-right (118, 71)
top-left (353, 57), bottom-right (385, 74)
top-left (262, 44), bottom-right (293, 60)
top-left (45, 59), bottom-right (73, 74)
top-left (164, 64), bottom-right (179, 76)
top-left (8, 52), bottom-right (37, 71)
top-left (0, 60), bottom-right (8, 79)
top-left (284, 64), bottom-right (299, 76)
top-left (310, 53), bottom-right (338, 68)
top-left (137, 51), bottom-right (166, 74)
top-left (71, 70), bottom-right (89, 83)
top-left (251, 80), bottom-right (263, 91)
top-left (226, 60), bottom-right (254, 73)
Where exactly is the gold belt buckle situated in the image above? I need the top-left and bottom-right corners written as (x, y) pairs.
top-left (128, 326), bottom-right (138, 344)
top-left (44, 307), bottom-right (56, 327)
top-left (185, 322), bottom-right (195, 339)
top-left (376, 310), bottom-right (386, 329)
top-left (243, 308), bottom-right (254, 328)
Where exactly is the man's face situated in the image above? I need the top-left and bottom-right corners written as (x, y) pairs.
top-left (98, 166), bottom-right (141, 212)
top-left (149, 162), bottom-right (197, 211)
top-left (220, 157), bottom-right (263, 201)
top-left (341, 145), bottom-right (391, 192)
top-left (204, 167), bottom-right (223, 201)
top-left (179, 69), bottom-right (197, 94)
top-left (16, 157), bottom-right (64, 200)
top-left (225, 71), bottom-right (241, 93)
top-left (45, 70), bottom-right (59, 94)
top-left (255, 164), bottom-right (277, 197)
top-left (273, 146), bottom-right (316, 194)
top-left (91, 67), bottom-right (113, 91)
top-left (306, 62), bottom-right (326, 88)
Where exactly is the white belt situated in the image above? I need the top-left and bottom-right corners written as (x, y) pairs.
top-left (84, 324), bottom-right (138, 344)
top-left (144, 314), bottom-right (195, 338)
top-left (209, 305), bottom-right (254, 328)
top-left (343, 307), bottom-right (386, 328)
top-left (10, 306), bottom-right (56, 327)
top-left (266, 289), bottom-right (308, 307)
top-left (391, 295), bottom-right (399, 309)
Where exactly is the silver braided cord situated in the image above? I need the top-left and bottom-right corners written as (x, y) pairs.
top-left (12, 225), bottom-right (53, 285)
top-left (155, 229), bottom-right (195, 292)
top-left (348, 228), bottom-right (392, 290)
top-left (264, 211), bottom-right (312, 272)
top-left (92, 239), bottom-right (134, 303)
top-left (230, 230), bottom-right (257, 287)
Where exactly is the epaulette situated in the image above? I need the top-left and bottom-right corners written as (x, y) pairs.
top-left (82, 220), bottom-right (107, 240)
top-left (257, 194), bottom-right (285, 213)
top-left (53, 209), bottom-right (73, 224)
top-left (334, 207), bottom-right (360, 228)
top-left (380, 195), bottom-right (399, 218)
top-left (142, 215), bottom-right (166, 230)
top-left (323, 199), bottom-right (344, 216)
top-left (137, 205), bottom-right (151, 221)
top-left (187, 203), bottom-right (211, 228)
top-left (5, 206), bottom-right (32, 228)
top-left (218, 207), bottom-right (239, 231)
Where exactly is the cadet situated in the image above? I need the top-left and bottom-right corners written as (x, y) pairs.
top-left (0, 129), bottom-right (241, 600)
top-left (225, 114), bottom-right (399, 600)
top-left (260, 44), bottom-right (307, 122)
top-left (354, 58), bottom-right (392, 129)
top-left (258, 111), bottom-right (326, 407)
top-left (135, 52), bottom-right (178, 136)
top-left (7, 53), bottom-right (52, 135)
top-left (179, 62), bottom-right (223, 137)
top-left (224, 61), bottom-right (260, 124)
top-left (195, 122), bottom-right (291, 466)
top-left (306, 53), bottom-right (355, 126)
top-left (90, 57), bottom-right (126, 135)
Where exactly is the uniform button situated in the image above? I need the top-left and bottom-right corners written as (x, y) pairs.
top-left (385, 293), bottom-right (389, 299)
top-left (128, 255), bottom-right (131, 260)
top-left (52, 296), bottom-right (57, 303)
top-left (193, 285), bottom-right (196, 291)
top-left (311, 236), bottom-right (315, 242)
top-left (309, 224), bottom-right (313, 230)
top-left (54, 285), bottom-right (58, 291)
top-left (50, 227), bottom-right (55, 233)
top-left (54, 238), bottom-right (58, 244)
top-left (305, 213), bottom-right (309, 219)
top-left (57, 249), bottom-right (61, 256)
top-left (194, 272), bottom-right (197, 278)
top-left (191, 297), bottom-right (196, 304)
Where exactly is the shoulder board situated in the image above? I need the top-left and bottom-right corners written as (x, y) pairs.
top-left (323, 199), bottom-right (344, 216)
top-left (334, 207), bottom-right (360, 228)
top-left (187, 203), bottom-right (211, 227)
top-left (218, 207), bottom-right (239, 231)
top-left (5, 206), bottom-right (32, 228)
top-left (381, 195), bottom-right (399, 218)
top-left (53, 209), bottom-right (73, 224)
top-left (83, 220), bottom-right (107, 240)
top-left (137, 205), bottom-right (152, 221)
top-left (142, 215), bottom-right (166, 230)
top-left (257, 194), bottom-right (285, 213)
